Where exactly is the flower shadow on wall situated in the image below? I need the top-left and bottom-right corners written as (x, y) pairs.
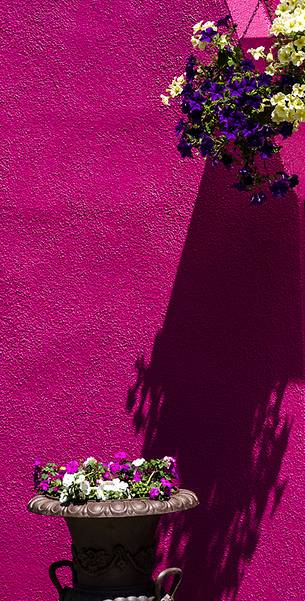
top-left (126, 154), bottom-right (303, 601)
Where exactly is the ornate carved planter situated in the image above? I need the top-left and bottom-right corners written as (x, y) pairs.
top-left (28, 489), bottom-right (199, 601)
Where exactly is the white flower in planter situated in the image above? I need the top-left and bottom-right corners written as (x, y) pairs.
top-left (79, 480), bottom-right (91, 497)
top-left (96, 487), bottom-right (106, 501)
top-left (83, 457), bottom-right (97, 467)
top-left (96, 478), bottom-right (129, 500)
top-left (132, 458), bottom-right (145, 467)
top-left (112, 479), bottom-right (129, 492)
top-left (63, 473), bottom-right (76, 488)
top-left (60, 491), bottom-right (68, 504)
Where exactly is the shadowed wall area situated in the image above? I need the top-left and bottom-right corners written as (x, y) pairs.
top-left (127, 158), bottom-right (304, 601)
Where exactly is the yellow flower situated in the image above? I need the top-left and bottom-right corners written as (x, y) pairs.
top-left (272, 104), bottom-right (290, 123)
top-left (295, 106), bottom-right (305, 121)
top-left (290, 50), bottom-right (305, 66)
top-left (270, 19), bottom-right (285, 36)
top-left (291, 97), bottom-right (304, 109)
top-left (218, 34), bottom-right (230, 49)
top-left (167, 74), bottom-right (186, 98)
top-left (193, 20), bottom-right (204, 34)
top-left (278, 43), bottom-right (294, 65)
top-left (191, 35), bottom-right (205, 49)
top-left (270, 92), bottom-right (286, 106)
top-left (292, 83), bottom-right (305, 97)
top-left (266, 50), bottom-right (274, 62)
top-left (201, 20), bottom-right (217, 31)
top-left (248, 45), bottom-right (265, 60)
top-left (294, 36), bottom-right (305, 50)
top-left (265, 64), bottom-right (276, 75)
top-left (160, 94), bottom-right (170, 106)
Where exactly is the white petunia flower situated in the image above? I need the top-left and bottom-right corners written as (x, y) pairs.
top-left (95, 478), bottom-right (129, 500)
top-left (111, 478), bottom-right (129, 492)
top-left (132, 458), bottom-right (145, 467)
top-left (60, 491), bottom-right (68, 504)
top-left (96, 485), bottom-right (107, 501)
top-left (63, 473), bottom-right (75, 488)
top-left (83, 457), bottom-right (97, 467)
top-left (80, 480), bottom-right (91, 496)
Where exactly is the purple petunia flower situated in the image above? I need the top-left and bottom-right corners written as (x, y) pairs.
top-left (200, 134), bottom-right (214, 157)
top-left (40, 481), bottom-right (49, 491)
top-left (217, 15), bottom-right (231, 28)
top-left (234, 167), bottom-right (254, 191)
top-left (33, 460), bottom-right (42, 489)
top-left (241, 58), bottom-right (255, 72)
top-left (66, 460), bottom-right (79, 474)
top-left (289, 174), bottom-right (299, 188)
top-left (161, 478), bottom-right (172, 488)
top-left (185, 55), bottom-right (197, 82)
top-left (260, 142), bottom-right (275, 159)
top-left (133, 472), bottom-right (142, 482)
top-left (200, 27), bottom-right (217, 43)
top-left (257, 73), bottom-right (272, 87)
top-left (175, 119), bottom-right (186, 136)
top-left (209, 83), bottom-right (225, 101)
top-left (109, 461), bottom-right (121, 473)
top-left (187, 99), bottom-right (203, 124)
top-left (270, 173), bottom-right (291, 197)
top-left (149, 488), bottom-right (160, 499)
top-left (278, 122), bottom-right (294, 139)
top-left (177, 137), bottom-right (193, 158)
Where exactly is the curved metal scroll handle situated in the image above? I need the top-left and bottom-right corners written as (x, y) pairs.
top-left (49, 560), bottom-right (74, 600)
top-left (155, 567), bottom-right (183, 601)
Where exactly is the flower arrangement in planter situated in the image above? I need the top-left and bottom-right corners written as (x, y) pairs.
top-left (161, 0), bottom-right (305, 203)
top-left (29, 455), bottom-right (198, 601)
top-left (34, 453), bottom-right (178, 505)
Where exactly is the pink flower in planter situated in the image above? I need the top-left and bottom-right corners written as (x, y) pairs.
top-left (161, 478), bottom-right (172, 488)
top-left (66, 460), bottom-right (79, 474)
top-left (133, 472), bottom-right (142, 482)
top-left (149, 488), bottom-right (160, 499)
top-left (109, 462), bottom-right (121, 474)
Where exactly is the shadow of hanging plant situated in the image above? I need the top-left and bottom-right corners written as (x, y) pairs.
top-left (127, 155), bottom-right (303, 601)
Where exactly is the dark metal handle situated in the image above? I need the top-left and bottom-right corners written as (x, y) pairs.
top-left (49, 560), bottom-right (74, 600)
top-left (155, 567), bottom-right (183, 601)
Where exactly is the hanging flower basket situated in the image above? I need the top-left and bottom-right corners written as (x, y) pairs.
top-left (28, 455), bottom-right (199, 601)
top-left (161, 0), bottom-right (305, 203)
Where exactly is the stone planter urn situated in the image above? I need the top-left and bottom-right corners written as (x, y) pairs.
top-left (28, 489), bottom-right (199, 601)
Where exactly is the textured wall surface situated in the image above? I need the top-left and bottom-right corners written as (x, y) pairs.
top-left (0, 1), bottom-right (304, 600)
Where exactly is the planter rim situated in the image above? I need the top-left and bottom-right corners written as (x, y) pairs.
top-left (27, 489), bottom-right (199, 518)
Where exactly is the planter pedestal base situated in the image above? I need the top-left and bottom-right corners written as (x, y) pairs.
top-left (28, 490), bottom-right (199, 601)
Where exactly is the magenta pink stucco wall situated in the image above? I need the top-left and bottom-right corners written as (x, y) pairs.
top-left (0, 1), bottom-right (304, 600)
